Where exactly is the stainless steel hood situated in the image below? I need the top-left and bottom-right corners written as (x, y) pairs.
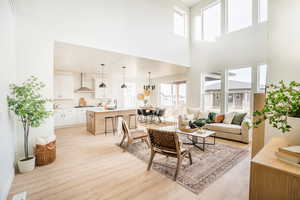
top-left (75, 73), bottom-right (94, 93)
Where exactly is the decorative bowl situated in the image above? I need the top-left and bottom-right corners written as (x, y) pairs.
top-left (179, 127), bottom-right (199, 133)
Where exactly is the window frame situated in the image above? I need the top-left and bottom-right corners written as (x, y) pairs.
top-left (195, 0), bottom-right (222, 42)
top-left (226, 0), bottom-right (253, 33)
top-left (258, 0), bottom-right (268, 23)
top-left (174, 7), bottom-right (187, 37)
top-left (159, 81), bottom-right (187, 106)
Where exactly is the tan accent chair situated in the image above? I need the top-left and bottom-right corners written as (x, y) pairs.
top-left (120, 119), bottom-right (149, 151)
top-left (147, 128), bottom-right (193, 181)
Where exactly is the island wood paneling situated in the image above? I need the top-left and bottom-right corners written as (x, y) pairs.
top-left (86, 109), bottom-right (137, 135)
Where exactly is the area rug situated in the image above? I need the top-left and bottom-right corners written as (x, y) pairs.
top-left (117, 137), bottom-right (248, 194)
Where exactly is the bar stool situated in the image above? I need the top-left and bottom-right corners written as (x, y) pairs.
top-left (105, 116), bottom-right (115, 135)
top-left (129, 113), bottom-right (137, 129)
top-left (114, 114), bottom-right (124, 133)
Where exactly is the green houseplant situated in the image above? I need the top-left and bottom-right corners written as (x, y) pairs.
top-left (7, 76), bottom-right (51, 173)
top-left (251, 81), bottom-right (300, 133)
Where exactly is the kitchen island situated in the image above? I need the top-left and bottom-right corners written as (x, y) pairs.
top-left (86, 108), bottom-right (137, 135)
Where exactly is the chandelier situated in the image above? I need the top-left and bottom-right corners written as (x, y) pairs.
top-left (143, 72), bottom-right (155, 91)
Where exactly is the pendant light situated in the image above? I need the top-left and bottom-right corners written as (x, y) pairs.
top-left (99, 64), bottom-right (106, 88)
top-left (121, 66), bottom-right (127, 89)
top-left (143, 72), bottom-right (155, 91)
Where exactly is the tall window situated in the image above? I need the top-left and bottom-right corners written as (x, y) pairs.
top-left (259, 0), bottom-right (268, 23)
top-left (257, 64), bottom-right (268, 92)
top-left (194, 15), bottom-right (202, 41)
top-left (227, 67), bottom-right (252, 114)
top-left (174, 8), bottom-right (186, 37)
top-left (227, 0), bottom-right (252, 33)
top-left (203, 73), bottom-right (222, 113)
top-left (160, 82), bottom-right (186, 106)
top-left (123, 83), bottom-right (136, 107)
top-left (200, 2), bottom-right (222, 41)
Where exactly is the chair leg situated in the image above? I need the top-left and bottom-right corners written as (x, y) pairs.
top-left (120, 135), bottom-right (126, 146)
top-left (147, 151), bottom-right (156, 171)
top-left (143, 138), bottom-right (150, 148)
top-left (188, 152), bottom-right (193, 165)
top-left (112, 118), bottom-right (115, 135)
top-left (174, 157), bottom-right (182, 181)
top-left (123, 140), bottom-right (130, 152)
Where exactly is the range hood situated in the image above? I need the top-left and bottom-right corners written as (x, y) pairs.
top-left (75, 73), bottom-right (94, 93)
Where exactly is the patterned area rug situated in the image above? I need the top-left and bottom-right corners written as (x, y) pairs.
top-left (118, 136), bottom-right (248, 194)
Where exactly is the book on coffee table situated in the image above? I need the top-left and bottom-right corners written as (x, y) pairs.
top-left (279, 146), bottom-right (300, 158)
top-left (275, 146), bottom-right (300, 167)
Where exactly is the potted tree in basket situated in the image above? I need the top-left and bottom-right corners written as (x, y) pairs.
top-left (7, 76), bottom-right (51, 173)
top-left (249, 80), bottom-right (300, 133)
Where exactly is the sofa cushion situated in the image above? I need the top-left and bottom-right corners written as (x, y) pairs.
top-left (223, 112), bottom-right (235, 124)
top-left (232, 113), bottom-right (247, 125)
top-left (215, 114), bottom-right (225, 123)
top-left (208, 112), bottom-right (217, 122)
top-left (205, 123), bottom-right (241, 135)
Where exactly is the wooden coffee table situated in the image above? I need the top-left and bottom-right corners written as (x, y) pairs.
top-left (159, 126), bottom-right (216, 151)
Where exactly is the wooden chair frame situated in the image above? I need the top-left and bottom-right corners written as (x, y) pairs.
top-left (147, 128), bottom-right (193, 181)
top-left (119, 119), bottom-right (149, 151)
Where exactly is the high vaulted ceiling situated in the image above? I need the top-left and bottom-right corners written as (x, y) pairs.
top-left (180, 0), bottom-right (202, 7)
top-left (54, 42), bottom-right (188, 79)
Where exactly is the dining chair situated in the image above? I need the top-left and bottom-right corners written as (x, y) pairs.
top-left (119, 119), bottom-right (149, 151)
top-left (147, 128), bottom-right (193, 181)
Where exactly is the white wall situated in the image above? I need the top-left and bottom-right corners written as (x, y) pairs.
top-left (14, 0), bottom-right (190, 158)
top-left (187, 0), bottom-right (268, 107)
top-left (265, 0), bottom-right (300, 143)
top-left (0, 0), bottom-right (16, 199)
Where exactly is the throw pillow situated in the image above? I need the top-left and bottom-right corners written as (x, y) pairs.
top-left (208, 112), bottom-right (217, 122)
top-left (215, 114), bottom-right (225, 123)
top-left (223, 112), bottom-right (235, 124)
top-left (198, 111), bottom-right (208, 120)
top-left (231, 113), bottom-right (247, 125)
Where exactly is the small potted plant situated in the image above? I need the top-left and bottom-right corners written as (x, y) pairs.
top-left (250, 80), bottom-right (300, 133)
top-left (7, 76), bottom-right (51, 173)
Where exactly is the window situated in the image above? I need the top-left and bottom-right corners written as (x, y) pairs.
top-left (227, 67), bottom-right (252, 114)
top-left (203, 2), bottom-right (221, 41)
top-left (194, 15), bottom-right (202, 41)
top-left (257, 64), bottom-right (268, 92)
top-left (123, 83), bottom-right (136, 107)
top-left (174, 8), bottom-right (186, 37)
top-left (160, 82), bottom-right (186, 106)
top-left (203, 73), bottom-right (222, 113)
top-left (259, 0), bottom-right (268, 23)
top-left (227, 0), bottom-right (252, 33)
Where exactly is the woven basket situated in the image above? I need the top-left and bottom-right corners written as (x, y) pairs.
top-left (35, 140), bottom-right (56, 166)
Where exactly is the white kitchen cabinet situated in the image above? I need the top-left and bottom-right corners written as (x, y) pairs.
top-left (78, 109), bottom-right (87, 124)
top-left (54, 73), bottom-right (74, 100)
top-left (54, 108), bottom-right (88, 128)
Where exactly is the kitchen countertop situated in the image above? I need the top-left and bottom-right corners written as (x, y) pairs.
top-left (86, 107), bottom-right (137, 113)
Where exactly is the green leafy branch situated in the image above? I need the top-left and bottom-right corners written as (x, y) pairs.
top-left (249, 81), bottom-right (300, 133)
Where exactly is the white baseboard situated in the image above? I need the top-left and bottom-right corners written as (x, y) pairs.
top-left (1, 168), bottom-right (15, 200)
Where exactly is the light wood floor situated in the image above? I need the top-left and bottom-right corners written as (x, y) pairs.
top-left (8, 125), bottom-right (250, 200)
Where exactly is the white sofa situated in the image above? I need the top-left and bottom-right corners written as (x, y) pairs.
top-left (178, 108), bottom-right (251, 144)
